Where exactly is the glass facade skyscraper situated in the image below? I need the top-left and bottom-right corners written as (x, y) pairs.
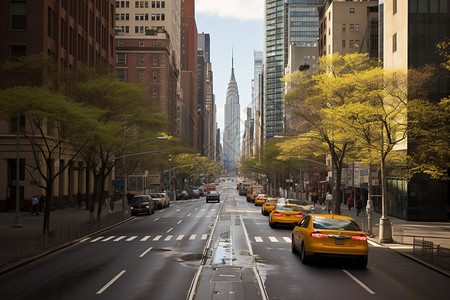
top-left (264, 0), bottom-right (323, 142)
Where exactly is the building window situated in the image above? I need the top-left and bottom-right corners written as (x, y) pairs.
top-left (117, 1), bottom-right (121, 8)
top-left (342, 40), bottom-right (346, 48)
top-left (161, 1), bottom-right (165, 8)
top-left (350, 8), bottom-right (355, 14)
top-left (153, 41), bottom-right (158, 47)
top-left (140, 1), bottom-right (144, 8)
top-left (116, 69), bottom-right (127, 81)
top-left (393, 0), bottom-right (397, 14)
top-left (153, 55), bottom-right (157, 65)
top-left (145, 13), bottom-right (149, 20)
top-left (393, 33), bottom-right (397, 52)
top-left (11, 0), bottom-right (27, 30)
top-left (153, 71), bottom-right (157, 81)
top-left (126, 13), bottom-right (129, 20)
top-left (135, 26), bottom-right (139, 33)
top-left (116, 13), bottom-right (120, 20)
top-left (355, 40), bottom-right (360, 48)
top-left (355, 24), bottom-right (359, 32)
top-left (125, 26), bottom-right (129, 33)
top-left (140, 26), bottom-right (144, 33)
top-left (135, 1), bottom-right (139, 8)
top-left (118, 40), bottom-right (123, 47)
top-left (153, 86), bottom-right (157, 95)
top-left (135, 14), bottom-right (139, 20)
top-left (116, 53), bottom-right (126, 64)
top-left (139, 55), bottom-right (145, 65)
top-left (161, 14), bottom-right (165, 21)
top-left (349, 24), bottom-right (354, 32)
top-left (342, 24), bottom-right (346, 32)
top-left (145, 1), bottom-right (149, 8)
top-left (138, 69), bottom-right (145, 80)
top-left (10, 45), bottom-right (26, 60)
top-left (350, 40), bottom-right (354, 48)
top-left (151, 14), bottom-right (155, 21)
top-left (152, 1), bottom-right (155, 8)
top-left (139, 41), bottom-right (144, 47)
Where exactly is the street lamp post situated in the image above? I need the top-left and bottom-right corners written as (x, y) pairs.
top-left (13, 113), bottom-right (22, 228)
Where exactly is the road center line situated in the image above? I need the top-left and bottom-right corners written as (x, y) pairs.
top-left (177, 220), bottom-right (183, 224)
top-left (187, 213), bottom-right (192, 217)
top-left (96, 270), bottom-right (126, 294)
top-left (342, 269), bottom-right (376, 295)
top-left (167, 227), bottom-right (173, 233)
top-left (139, 247), bottom-right (153, 257)
top-left (154, 218), bottom-right (160, 222)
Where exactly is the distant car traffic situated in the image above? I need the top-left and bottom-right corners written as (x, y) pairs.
top-left (150, 193), bottom-right (170, 209)
top-left (291, 214), bottom-right (368, 268)
top-left (190, 189), bottom-right (201, 198)
top-left (261, 198), bottom-right (279, 216)
top-left (129, 195), bottom-right (155, 215)
top-left (176, 190), bottom-right (190, 200)
top-left (269, 204), bottom-right (304, 228)
top-left (206, 190), bottom-right (220, 203)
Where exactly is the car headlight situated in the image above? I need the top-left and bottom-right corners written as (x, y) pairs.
top-left (131, 206), bottom-right (134, 209)
top-left (146, 205), bottom-right (149, 208)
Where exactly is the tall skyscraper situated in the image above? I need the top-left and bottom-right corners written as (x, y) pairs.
top-left (264, 0), bottom-right (324, 142)
top-left (223, 55), bottom-right (240, 173)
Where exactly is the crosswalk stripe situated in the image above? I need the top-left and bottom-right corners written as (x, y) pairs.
top-left (126, 236), bottom-right (137, 241)
top-left (254, 237), bottom-right (263, 242)
top-left (176, 235), bottom-right (184, 240)
top-left (283, 237), bottom-right (292, 243)
top-left (164, 235), bottom-right (173, 241)
top-left (153, 235), bottom-right (162, 241)
top-left (189, 234), bottom-right (196, 240)
top-left (141, 236), bottom-right (151, 241)
top-left (90, 236), bottom-right (104, 242)
top-left (201, 234), bottom-right (208, 240)
top-left (114, 236), bottom-right (126, 242)
top-left (269, 237), bottom-right (278, 242)
top-left (102, 236), bottom-right (115, 242)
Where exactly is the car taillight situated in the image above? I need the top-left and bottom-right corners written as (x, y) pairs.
top-left (273, 212), bottom-right (283, 216)
top-left (310, 232), bottom-right (328, 238)
top-left (351, 235), bottom-right (367, 241)
top-left (295, 214), bottom-right (303, 218)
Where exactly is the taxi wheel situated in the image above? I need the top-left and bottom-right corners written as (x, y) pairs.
top-left (300, 243), bottom-right (310, 264)
top-left (291, 236), bottom-right (298, 254)
top-left (269, 217), bottom-right (274, 228)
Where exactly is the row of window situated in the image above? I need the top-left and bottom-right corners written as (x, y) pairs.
top-left (342, 24), bottom-right (360, 32)
top-left (342, 40), bottom-right (361, 48)
top-left (116, 69), bottom-right (159, 94)
top-left (116, 1), bottom-right (165, 9)
top-left (116, 53), bottom-right (159, 66)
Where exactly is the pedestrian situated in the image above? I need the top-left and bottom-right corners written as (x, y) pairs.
top-left (356, 198), bottom-right (362, 216)
top-left (325, 192), bottom-right (333, 214)
top-left (311, 192), bottom-right (318, 207)
top-left (77, 192), bottom-right (82, 209)
top-left (31, 195), bottom-right (39, 216)
top-left (347, 196), bottom-right (354, 211)
top-left (319, 192), bottom-right (325, 205)
top-left (39, 194), bottom-right (45, 212)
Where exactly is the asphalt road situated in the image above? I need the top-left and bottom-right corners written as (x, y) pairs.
top-left (1, 180), bottom-right (449, 300)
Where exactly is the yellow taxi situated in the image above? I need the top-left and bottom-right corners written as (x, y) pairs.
top-left (254, 193), bottom-right (268, 206)
top-left (261, 198), bottom-right (278, 215)
top-left (291, 214), bottom-right (368, 268)
top-left (269, 204), bottom-right (304, 228)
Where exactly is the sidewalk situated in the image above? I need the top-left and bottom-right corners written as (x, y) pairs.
top-left (0, 200), bottom-right (131, 273)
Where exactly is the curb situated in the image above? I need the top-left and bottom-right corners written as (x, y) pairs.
top-left (0, 216), bottom-right (134, 275)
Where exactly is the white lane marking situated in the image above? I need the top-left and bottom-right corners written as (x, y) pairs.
top-left (102, 236), bottom-right (115, 242)
top-left (176, 209), bottom-right (181, 212)
top-left (254, 237), bottom-right (263, 243)
top-left (139, 247), bottom-right (153, 257)
top-left (113, 236), bottom-right (126, 242)
top-left (154, 218), bottom-right (160, 222)
top-left (342, 269), bottom-right (376, 295)
top-left (96, 270), bottom-right (126, 294)
top-left (177, 220), bottom-right (183, 224)
top-left (283, 237), bottom-right (292, 243)
top-left (189, 234), bottom-right (196, 240)
top-left (195, 208), bottom-right (198, 211)
top-left (201, 234), bottom-right (208, 240)
top-left (368, 240), bottom-right (382, 247)
top-left (390, 246), bottom-right (414, 250)
top-left (126, 236), bottom-right (137, 241)
top-left (187, 213), bottom-right (192, 217)
top-left (164, 235), bottom-right (173, 241)
top-left (153, 235), bottom-right (162, 241)
top-left (167, 227), bottom-right (173, 233)
top-left (141, 236), bottom-right (151, 241)
top-left (90, 236), bottom-right (104, 242)
top-left (79, 238), bottom-right (90, 243)
top-left (269, 236), bottom-right (278, 243)
top-left (176, 235), bottom-right (184, 241)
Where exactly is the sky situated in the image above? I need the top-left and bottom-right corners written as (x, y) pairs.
top-left (195, 0), bottom-right (264, 140)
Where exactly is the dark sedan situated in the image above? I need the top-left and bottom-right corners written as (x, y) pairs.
top-left (206, 190), bottom-right (220, 203)
top-left (130, 195), bottom-right (155, 215)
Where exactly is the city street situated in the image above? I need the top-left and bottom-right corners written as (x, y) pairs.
top-left (1, 181), bottom-right (449, 300)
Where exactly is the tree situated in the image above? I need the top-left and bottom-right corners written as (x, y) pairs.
top-left (0, 86), bottom-right (103, 232)
top-left (69, 74), bottom-right (166, 218)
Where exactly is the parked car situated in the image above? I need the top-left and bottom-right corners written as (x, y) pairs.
top-left (190, 189), bottom-right (201, 198)
top-left (254, 193), bottom-right (268, 206)
top-left (206, 190), bottom-right (220, 203)
top-left (261, 198), bottom-right (279, 216)
top-left (129, 195), bottom-right (155, 215)
top-left (291, 214), bottom-right (368, 268)
top-left (269, 204), bottom-right (304, 228)
top-left (150, 193), bottom-right (170, 209)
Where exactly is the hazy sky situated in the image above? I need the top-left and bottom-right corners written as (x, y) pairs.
top-left (195, 0), bottom-right (264, 139)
